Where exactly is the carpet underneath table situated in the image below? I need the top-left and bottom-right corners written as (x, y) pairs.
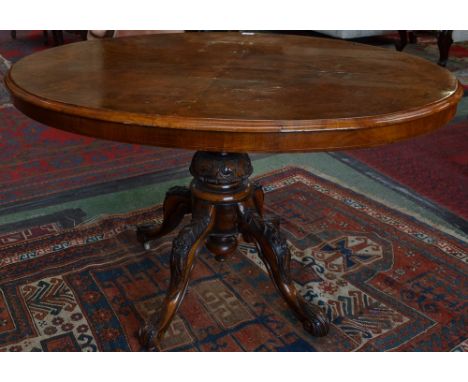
top-left (0, 167), bottom-right (465, 351)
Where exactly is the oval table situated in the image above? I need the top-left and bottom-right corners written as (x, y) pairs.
top-left (5, 32), bottom-right (463, 351)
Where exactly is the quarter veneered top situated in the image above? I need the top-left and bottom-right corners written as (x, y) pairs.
top-left (5, 32), bottom-right (463, 152)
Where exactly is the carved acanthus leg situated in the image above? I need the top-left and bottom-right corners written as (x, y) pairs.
top-left (241, 184), bottom-right (265, 244)
top-left (138, 204), bottom-right (215, 351)
top-left (238, 207), bottom-right (330, 337)
top-left (137, 186), bottom-right (191, 250)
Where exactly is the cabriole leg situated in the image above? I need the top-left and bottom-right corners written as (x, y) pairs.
top-left (238, 207), bottom-right (330, 337)
top-left (138, 204), bottom-right (215, 351)
top-left (137, 186), bottom-right (191, 250)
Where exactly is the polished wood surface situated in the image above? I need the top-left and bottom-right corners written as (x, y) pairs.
top-left (6, 32), bottom-right (463, 152)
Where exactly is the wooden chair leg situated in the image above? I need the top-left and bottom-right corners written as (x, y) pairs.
top-left (437, 30), bottom-right (453, 67)
top-left (42, 30), bottom-right (49, 45)
top-left (396, 30), bottom-right (408, 51)
top-left (51, 30), bottom-right (64, 46)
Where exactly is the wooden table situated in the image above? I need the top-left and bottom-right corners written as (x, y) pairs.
top-left (5, 32), bottom-right (463, 351)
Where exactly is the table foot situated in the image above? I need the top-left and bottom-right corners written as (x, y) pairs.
top-left (239, 207), bottom-right (330, 337)
top-left (138, 205), bottom-right (215, 350)
top-left (137, 186), bottom-right (191, 249)
top-left (138, 312), bottom-right (163, 352)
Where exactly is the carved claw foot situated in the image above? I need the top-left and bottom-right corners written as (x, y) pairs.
top-left (239, 207), bottom-right (330, 337)
top-left (297, 294), bottom-right (329, 336)
top-left (138, 205), bottom-right (215, 350)
top-left (137, 186), bottom-right (191, 250)
top-left (138, 322), bottom-right (160, 352)
top-left (136, 224), bottom-right (160, 250)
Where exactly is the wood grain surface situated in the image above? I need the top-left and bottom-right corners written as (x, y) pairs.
top-left (5, 32), bottom-right (463, 152)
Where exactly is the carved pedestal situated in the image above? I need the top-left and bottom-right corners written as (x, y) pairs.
top-left (137, 151), bottom-right (330, 351)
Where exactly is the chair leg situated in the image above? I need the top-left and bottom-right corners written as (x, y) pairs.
top-left (51, 30), bottom-right (64, 46)
top-left (42, 30), bottom-right (49, 45)
top-left (395, 30), bottom-right (408, 51)
top-left (437, 30), bottom-right (453, 67)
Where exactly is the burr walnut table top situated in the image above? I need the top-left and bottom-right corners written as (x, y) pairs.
top-left (5, 32), bottom-right (463, 152)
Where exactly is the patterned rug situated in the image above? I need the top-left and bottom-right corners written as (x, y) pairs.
top-left (1, 167), bottom-right (466, 352)
top-left (346, 121), bottom-right (468, 220)
top-left (0, 107), bottom-right (192, 210)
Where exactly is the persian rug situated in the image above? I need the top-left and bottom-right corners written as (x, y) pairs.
top-left (0, 30), bottom-right (79, 63)
top-left (0, 53), bottom-right (10, 106)
top-left (0, 30), bottom-right (46, 107)
top-left (0, 107), bottom-right (192, 210)
top-left (345, 121), bottom-right (468, 221)
top-left (0, 167), bottom-right (466, 352)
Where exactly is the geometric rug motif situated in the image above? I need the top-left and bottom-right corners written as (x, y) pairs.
top-left (0, 166), bottom-right (466, 351)
top-left (1, 276), bottom-right (98, 351)
top-left (0, 108), bottom-right (193, 209)
top-left (347, 120), bottom-right (468, 220)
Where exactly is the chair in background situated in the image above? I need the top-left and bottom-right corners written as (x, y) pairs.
top-left (396, 30), bottom-right (468, 67)
top-left (87, 30), bottom-right (184, 40)
top-left (10, 30), bottom-right (87, 46)
top-left (11, 30), bottom-right (49, 45)
top-left (315, 30), bottom-right (468, 67)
